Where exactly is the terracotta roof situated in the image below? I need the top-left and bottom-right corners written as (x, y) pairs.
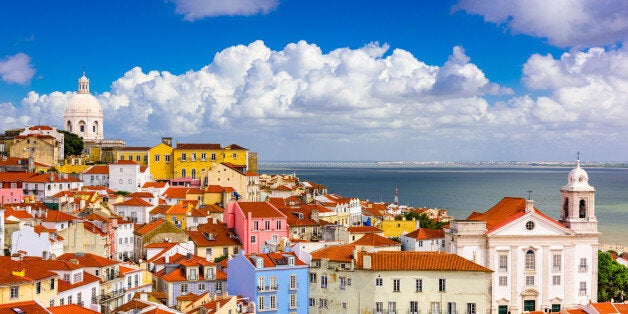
top-left (590, 302), bottom-right (628, 314)
top-left (348, 226), bottom-right (383, 233)
top-left (150, 204), bottom-right (171, 215)
top-left (198, 204), bottom-right (224, 214)
top-left (167, 203), bottom-right (189, 215)
top-left (0, 171), bottom-right (37, 182)
top-left (43, 210), bottom-right (77, 222)
top-left (563, 309), bottom-right (588, 314)
top-left (118, 146), bottom-right (150, 151)
top-left (188, 221), bottom-right (241, 247)
top-left (245, 251), bottom-right (307, 268)
top-left (49, 303), bottom-right (101, 314)
top-left (356, 251), bottom-right (492, 272)
top-left (176, 143), bottom-right (222, 150)
top-left (127, 192), bottom-right (154, 198)
top-left (403, 228), bottom-right (445, 240)
top-left (225, 144), bottom-right (247, 150)
top-left (311, 244), bottom-right (356, 262)
top-left (163, 187), bottom-right (190, 199)
top-left (84, 165), bottom-right (109, 175)
top-left (115, 197), bottom-right (153, 207)
top-left (25, 173), bottom-right (81, 183)
top-left (352, 233), bottom-right (400, 247)
top-left (142, 181), bottom-right (168, 188)
top-left (113, 160), bottom-right (138, 165)
top-left (466, 197), bottom-right (568, 233)
top-left (28, 125), bottom-right (54, 130)
top-left (205, 185), bottom-right (225, 193)
top-left (58, 252), bottom-right (118, 267)
top-left (236, 202), bottom-right (286, 219)
top-left (0, 300), bottom-right (51, 313)
top-left (15, 133), bottom-right (56, 140)
top-left (135, 219), bottom-right (167, 235)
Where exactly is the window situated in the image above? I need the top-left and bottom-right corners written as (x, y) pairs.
top-left (526, 275), bottom-right (535, 286)
top-left (77, 292), bottom-right (82, 305)
top-left (258, 296), bottom-right (265, 310)
top-left (50, 278), bottom-right (55, 290)
top-left (467, 303), bottom-right (476, 314)
top-left (418, 240), bottom-right (423, 247)
top-left (552, 304), bottom-right (561, 312)
top-left (119, 179), bottom-right (123, 184)
top-left (309, 272), bottom-right (317, 283)
top-left (376, 277), bottom-right (383, 286)
top-left (448, 302), bottom-right (457, 314)
top-left (438, 278), bottom-right (446, 292)
top-left (389, 302), bottom-right (397, 313)
top-left (265, 220), bottom-right (271, 230)
top-left (36, 282), bottom-right (41, 294)
top-left (553, 275), bottom-right (561, 285)
top-left (181, 283), bottom-right (189, 293)
top-left (553, 254), bottom-right (562, 271)
top-left (216, 281), bottom-right (223, 293)
top-left (50, 299), bottom-right (55, 307)
top-left (499, 276), bottom-right (507, 286)
top-left (60, 298), bottom-right (64, 305)
top-left (277, 220), bottom-right (282, 229)
top-left (416, 278), bottom-right (423, 292)
top-left (375, 302), bottom-right (384, 313)
top-left (410, 301), bottom-right (419, 314)
top-left (290, 293), bottom-right (297, 309)
top-left (525, 220), bottom-right (535, 230)
top-left (258, 276), bottom-right (265, 290)
top-left (393, 278), bottom-right (400, 292)
top-left (321, 275), bottom-right (328, 288)
top-left (211, 153), bottom-right (216, 161)
top-left (579, 282), bottom-right (587, 295)
top-left (205, 248), bottom-right (212, 256)
top-left (270, 295), bottom-right (276, 309)
top-left (251, 235), bottom-right (256, 243)
top-left (432, 302), bottom-right (441, 314)
top-left (499, 254), bottom-right (508, 271)
top-left (253, 221), bottom-right (259, 230)
top-left (269, 276), bottom-right (277, 289)
top-left (340, 277), bottom-right (347, 290)
top-left (181, 153), bottom-right (187, 161)
top-left (165, 155), bottom-right (170, 162)
top-left (309, 298), bottom-right (315, 307)
top-left (136, 155), bottom-right (141, 162)
top-left (319, 298), bottom-right (328, 308)
top-left (579, 258), bottom-right (588, 272)
top-left (10, 286), bottom-right (18, 299)
top-left (232, 153), bottom-right (237, 158)
top-left (68, 295), bottom-right (72, 304)
top-left (525, 250), bottom-right (535, 270)
top-left (73, 272), bottom-right (82, 283)
top-left (290, 274), bottom-right (297, 289)
top-left (191, 153), bottom-right (196, 161)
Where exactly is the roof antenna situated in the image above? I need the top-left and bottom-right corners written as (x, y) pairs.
top-left (527, 190), bottom-right (533, 200)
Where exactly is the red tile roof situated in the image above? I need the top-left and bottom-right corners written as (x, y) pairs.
top-left (311, 244), bottom-right (356, 262)
top-left (356, 251), bottom-right (492, 272)
top-left (128, 191), bottom-right (155, 198)
top-left (142, 181), bottom-right (168, 188)
top-left (205, 185), bottom-right (225, 193)
top-left (115, 197), bottom-right (153, 207)
top-left (118, 146), bottom-right (150, 151)
top-left (245, 251), bottom-right (307, 268)
top-left (403, 228), bottom-right (445, 240)
top-left (188, 221), bottom-right (241, 247)
top-left (348, 226), bottom-right (383, 233)
top-left (57, 252), bottom-right (118, 267)
top-left (135, 219), bottom-right (167, 235)
top-left (49, 303), bottom-right (101, 314)
top-left (43, 210), bottom-right (77, 222)
top-left (150, 204), bottom-right (171, 215)
top-left (352, 233), bottom-right (400, 247)
top-left (0, 301), bottom-right (51, 313)
top-left (176, 143), bottom-right (222, 150)
top-left (58, 271), bottom-right (100, 292)
top-left (25, 173), bottom-right (82, 183)
top-left (84, 165), bottom-right (109, 174)
top-left (163, 187), bottom-right (190, 199)
top-left (236, 202), bottom-right (287, 219)
top-left (113, 160), bottom-right (138, 165)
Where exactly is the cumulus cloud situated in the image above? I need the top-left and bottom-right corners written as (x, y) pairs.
top-left (6, 41), bottom-right (628, 160)
top-left (0, 53), bottom-right (36, 85)
top-left (454, 0), bottom-right (628, 47)
top-left (172, 0), bottom-right (279, 20)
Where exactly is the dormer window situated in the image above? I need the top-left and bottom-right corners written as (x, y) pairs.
top-left (206, 267), bottom-right (215, 280)
top-left (288, 256), bottom-right (295, 266)
top-left (188, 268), bottom-right (198, 280)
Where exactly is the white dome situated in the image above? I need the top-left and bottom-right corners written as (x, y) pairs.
top-left (562, 161), bottom-right (594, 191)
top-left (65, 93), bottom-right (102, 116)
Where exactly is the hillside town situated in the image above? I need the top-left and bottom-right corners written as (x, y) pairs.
top-left (0, 74), bottom-right (626, 314)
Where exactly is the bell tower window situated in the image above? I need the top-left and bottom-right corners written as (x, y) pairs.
top-left (563, 198), bottom-right (569, 219)
top-left (579, 200), bottom-right (586, 218)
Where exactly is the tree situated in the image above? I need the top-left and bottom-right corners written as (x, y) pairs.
top-left (60, 130), bottom-right (83, 158)
top-left (399, 211), bottom-right (446, 229)
top-left (598, 251), bottom-right (628, 302)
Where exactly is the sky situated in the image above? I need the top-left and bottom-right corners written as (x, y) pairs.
top-left (1, 0), bottom-right (627, 162)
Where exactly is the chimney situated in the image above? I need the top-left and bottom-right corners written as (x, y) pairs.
top-left (525, 199), bottom-right (534, 213)
top-left (165, 255), bottom-right (170, 263)
top-left (212, 217), bottom-right (217, 224)
top-left (49, 172), bottom-right (54, 182)
top-left (362, 254), bottom-right (371, 269)
top-left (311, 210), bottom-right (319, 223)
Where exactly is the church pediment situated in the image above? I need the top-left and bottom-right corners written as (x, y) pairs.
top-left (489, 211), bottom-right (574, 237)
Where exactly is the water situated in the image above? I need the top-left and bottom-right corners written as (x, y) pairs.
top-left (259, 164), bottom-right (628, 247)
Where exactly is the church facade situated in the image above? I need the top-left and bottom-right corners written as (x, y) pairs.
top-left (445, 162), bottom-right (598, 314)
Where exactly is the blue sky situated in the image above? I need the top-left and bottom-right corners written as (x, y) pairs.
top-left (1, 0), bottom-right (627, 161)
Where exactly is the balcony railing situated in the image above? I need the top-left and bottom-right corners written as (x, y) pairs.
top-left (100, 288), bottom-right (125, 301)
top-left (257, 285), bottom-right (279, 292)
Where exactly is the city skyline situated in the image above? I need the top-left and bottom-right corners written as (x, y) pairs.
top-left (1, 0), bottom-right (627, 161)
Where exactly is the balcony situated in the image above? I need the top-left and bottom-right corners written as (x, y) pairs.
top-left (257, 285), bottom-right (279, 292)
top-left (100, 288), bottom-right (125, 301)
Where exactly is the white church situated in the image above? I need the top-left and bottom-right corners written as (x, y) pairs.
top-left (63, 73), bottom-right (104, 141)
top-left (446, 161), bottom-right (598, 314)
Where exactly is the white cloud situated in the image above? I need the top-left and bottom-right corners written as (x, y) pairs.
top-left (0, 53), bottom-right (36, 85)
top-left (454, 0), bottom-right (628, 47)
top-left (172, 0), bottom-right (279, 20)
top-left (5, 41), bottom-right (628, 161)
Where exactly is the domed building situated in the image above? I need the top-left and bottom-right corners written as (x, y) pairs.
top-left (63, 73), bottom-right (104, 141)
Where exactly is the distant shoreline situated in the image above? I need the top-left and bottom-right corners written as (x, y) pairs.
top-left (259, 161), bottom-right (628, 168)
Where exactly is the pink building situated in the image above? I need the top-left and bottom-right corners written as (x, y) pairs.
top-left (224, 201), bottom-right (288, 254)
top-left (0, 188), bottom-right (23, 204)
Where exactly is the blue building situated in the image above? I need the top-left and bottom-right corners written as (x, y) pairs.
top-left (227, 251), bottom-right (309, 314)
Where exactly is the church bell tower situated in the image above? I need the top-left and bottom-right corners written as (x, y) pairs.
top-left (559, 157), bottom-right (598, 234)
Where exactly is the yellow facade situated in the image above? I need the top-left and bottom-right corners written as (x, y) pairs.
top-left (380, 218), bottom-right (419, 237)
top-left (203, 191), bottom-right (224, 206)
top-left (173, 145), bottom-right (248, 180)
top-left (116, 147), bottom-right (150, 166)
top-left (0, 275), bottom-right (57, 306)
top-left (10, 136), bottom-right (60, 166)
top-left (149, 143), bottom-right (175, 181)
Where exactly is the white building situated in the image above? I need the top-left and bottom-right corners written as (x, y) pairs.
top-left (445, 161), bottom-right (599, 314)
top-left (113, 197), bottom-right (154, 224)
top-left (115, 219), bottom-right (135, 261)
top-left (109, 160), bottom-right (151, 193)
top-left (11, 224), bottom-right (64, 258)
top-left (82, 165), bottom-right (109, 187)
top-left (63, 73), bottom-right (104, 141)
top-left (401, 228), bottom-right (445, 252)
top-left (22, 172), bottom-right (83, 202)
top-left (315, 194), bottom-right (362, 226)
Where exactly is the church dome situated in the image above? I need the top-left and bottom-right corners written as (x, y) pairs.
top-left (562, 160), bottom-right (594, 191)
top-left (65, 93), bottom-right (102, 116)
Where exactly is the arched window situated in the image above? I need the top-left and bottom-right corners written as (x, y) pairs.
top-left (579, 200), bottom-right (586, 218)
top-left (93, 121), bottom-right (99, 133)
top-left (525, 250), bottom-right (535, 270)
top-left (191, 169), bottom-right (197, 179)
top-left (563, 198), bottom-right (569, 218)
top-left (79, 120), bottom-right (86, 133)
top-left (66, 121), bottom-right (72, 132)
top-left (181, 169), bottom-right (186, 178)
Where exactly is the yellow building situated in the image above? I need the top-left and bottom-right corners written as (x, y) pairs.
top-left (165, 203), bottom-right (193, 230)
top-left (380, 217), bottom-right (419, 237)
top-left (0, 263), bottom-right (58, 306)
top-left (10, 134), bottom-right (60, 166)
top-left (149, 139), bottom-right (175, 181)
top-left (173, 143), bottom-right (249, 180)
top-left (116, 146), bottom-right (150, 166)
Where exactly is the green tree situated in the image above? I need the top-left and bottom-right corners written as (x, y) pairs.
top-left (60, 130), bottom-right (84, 158)
top-left (598, 251), bottom-right (628, 302)
top-left (400, 211), bottom-right (445, 229)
